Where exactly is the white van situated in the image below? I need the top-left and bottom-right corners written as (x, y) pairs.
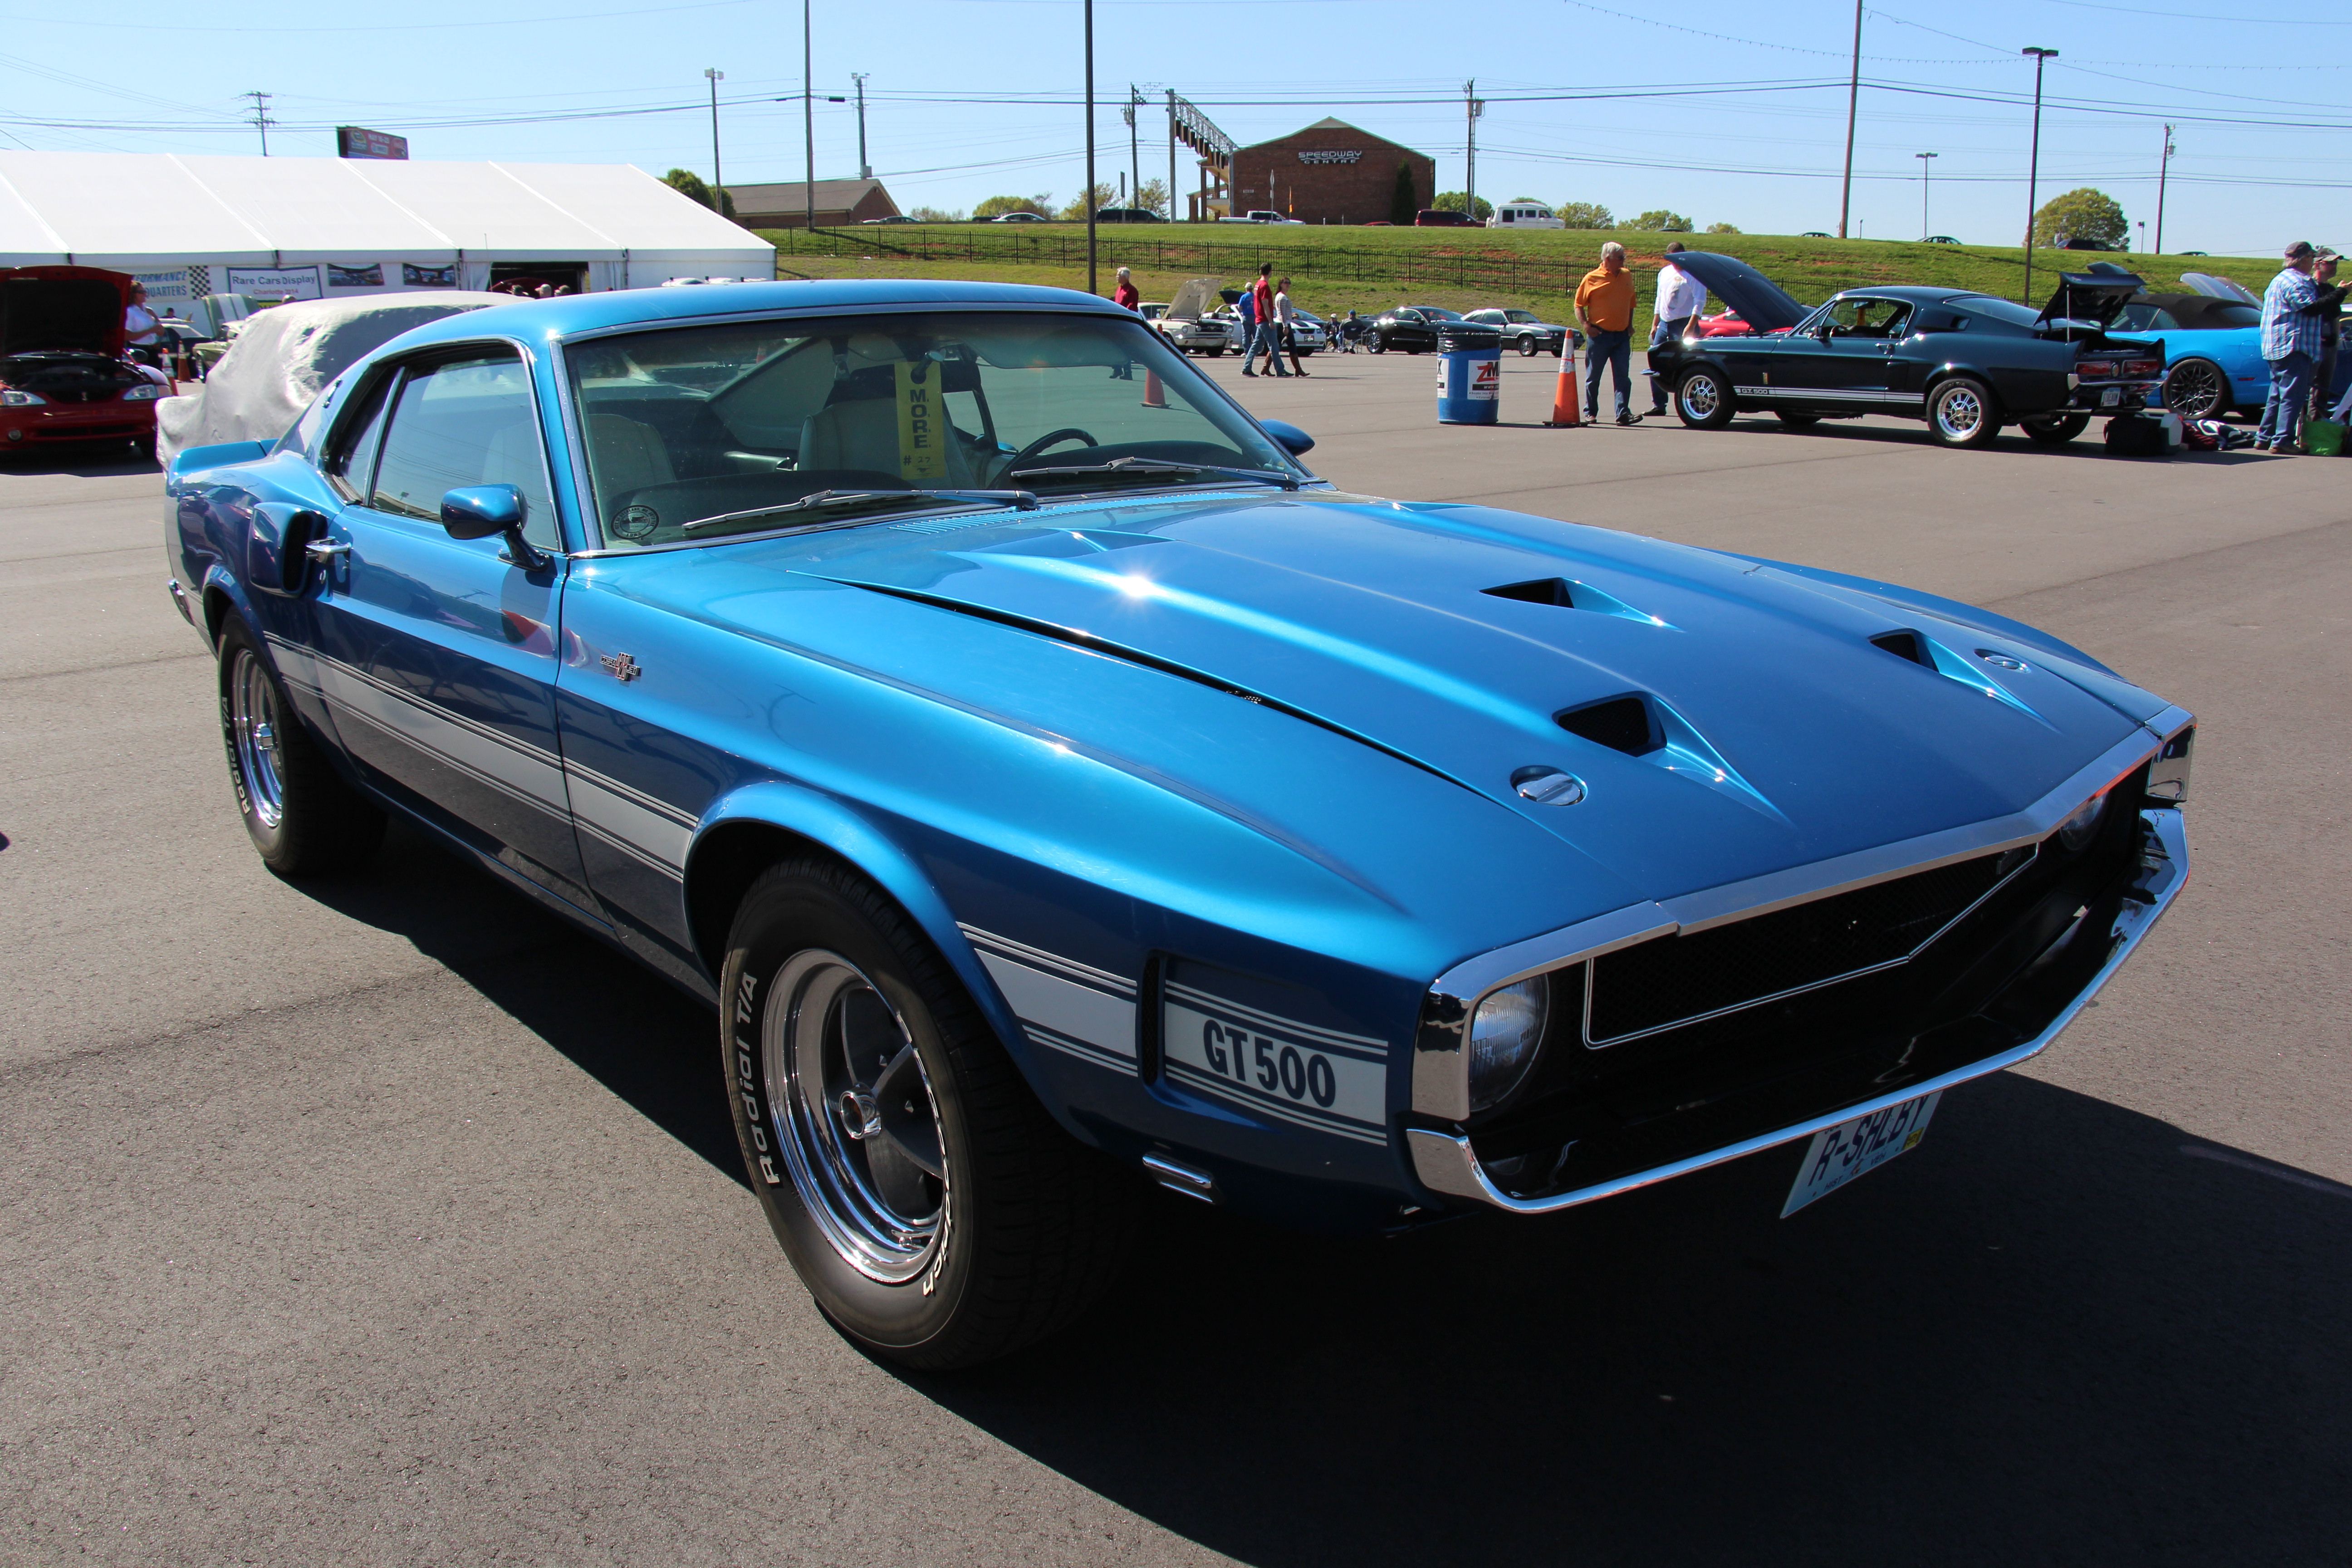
top-left (1488, 202), bottom-right (1565, 230)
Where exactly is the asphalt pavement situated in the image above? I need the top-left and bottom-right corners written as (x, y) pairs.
top-left (3, 351), bottom-right (2347, 1565)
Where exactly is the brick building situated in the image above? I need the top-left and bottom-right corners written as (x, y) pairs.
top-left (1228, 119), bottom-right (1432, 225)
top-left (729, 178), bottom-right (900, 229)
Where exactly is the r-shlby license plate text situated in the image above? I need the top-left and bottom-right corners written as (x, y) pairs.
top-left (1781, 1090), bottom-right (1941, 1217)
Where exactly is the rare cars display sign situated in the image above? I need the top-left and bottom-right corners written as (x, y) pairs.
top-left (224, 265), bottom-right (321, 301)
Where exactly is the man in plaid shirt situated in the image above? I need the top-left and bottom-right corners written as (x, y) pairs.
top-left (2257, 240), bottom-right (2325, 452)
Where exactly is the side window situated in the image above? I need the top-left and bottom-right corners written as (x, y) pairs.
top-left (366, 348), bottom-right (559, 549)
top-left (323, 369), bottom-right (399, 502)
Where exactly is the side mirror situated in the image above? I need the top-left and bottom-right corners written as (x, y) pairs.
top-left (441, 484), bottom-right (549, 569)
top-left (1259, 418), bottom-right (1315, 457)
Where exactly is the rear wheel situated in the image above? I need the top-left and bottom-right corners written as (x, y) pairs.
top-left (216, 616), bottom-right (384, 875)
top-left (720, 859), bottom-right (1139, 1369)
top-left (2022, 412), bottom-right (2092, 445)
top-left (1927, 375), bottom-right (2004, 448)
top-left (1774, 411), bottom-right (1822, 429)
top-left (1676, 367), bottom-right (1736, 430)
top-left (2162, 358), bottom-right (2227, 421)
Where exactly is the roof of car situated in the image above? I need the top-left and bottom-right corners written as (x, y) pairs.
top-left (369, 279), bottom-right (1131, 352)
top-left (1835, 285), bottom-right (1980, 304)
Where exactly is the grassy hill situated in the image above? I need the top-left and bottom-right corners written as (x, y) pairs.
top-left (753, 224), bottom-right (2278, 335)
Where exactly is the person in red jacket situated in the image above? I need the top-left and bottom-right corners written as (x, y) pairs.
top-left (1243, 264), bottom-right (1290, 378)
top-left (1110, 266), bottom-right (1141, 311)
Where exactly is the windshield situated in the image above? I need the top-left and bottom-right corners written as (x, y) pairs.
top-left (564, 310), bottom-right (1301, 548)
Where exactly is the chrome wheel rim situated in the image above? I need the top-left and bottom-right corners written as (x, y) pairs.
top-left (2167, 362), bottom-right (2221, 419)
top-left (1681, 375), bottom-right (1721, 419)
top-left (1936, 384), bottom-right (1985, 438)
top-left (228, 650), bottom-right (286, 829)
top-left (763, 951), bottom-right (947, 1283)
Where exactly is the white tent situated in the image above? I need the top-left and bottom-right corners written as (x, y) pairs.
top-left (0, 152), bottom-right (772, 312)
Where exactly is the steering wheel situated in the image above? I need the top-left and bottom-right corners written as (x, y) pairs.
top-left (1005, 428), bottom-right (1099, 474)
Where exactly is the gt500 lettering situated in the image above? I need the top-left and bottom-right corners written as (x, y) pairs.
top-left (1161, 986), bottom-right (1388, 1146)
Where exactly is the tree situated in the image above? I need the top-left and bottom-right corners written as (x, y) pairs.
top-left (1627, 209), bottom-right (1693, 232)
top-left (1136, 177), bottom-right (1170, 218)
top-left (1058, 183), bottom-right (1117, 221)
top-left (1389, 164), bottom-right (1417, 225)
top-left (974, 193), bottom-right (1051, 218)
top-left (2032, 187), bottom-right (2127, 251)
top-left (1554, 201), bottom-right (1614, 229)
top-left (908, 206), bottom-right (964, 223)
top-left (1434, 192), bottom-right (1494, 221)
top-left (663, 168), bottom-right (735, 220)
top-left (1705, 221), bottom-right (1741, 235)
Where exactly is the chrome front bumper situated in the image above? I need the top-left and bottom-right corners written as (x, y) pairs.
top-left (1407, 804), bottom-right (2190, 1215)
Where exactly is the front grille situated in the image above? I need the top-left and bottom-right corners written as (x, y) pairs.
top-left (1586, 846), bottom-right (2032, 1045)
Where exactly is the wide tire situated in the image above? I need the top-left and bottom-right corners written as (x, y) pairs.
top-left (1927, 375), bottom-right (2004, 448)
top-left (720, 858), bottom-right (1138, 1369)
top-left (216, 616), bottom-right (384, 876)
top-left (1676, 367), bottom-right (1736, 429)
top-left (2162, 358), bottom-right (2227, 421)
top-left (2022, 412), bottom-right (2091, 446)
top-left (1774, 411), bottom-right (1822, 429)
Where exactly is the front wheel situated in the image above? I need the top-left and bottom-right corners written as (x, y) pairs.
top-left (720, 859), bottom-right (1139, 1369)
top-left (1927, 376), bottom-right (2004, 448)
top-left (216, 616), bottom-right (384, 876)
top-left (1516, 335), bottom-right (1539, 358)
top-left (1369, 337), bottom-right (1386, 354)
top-left (1676, 367), bottom-right (1736, 429)
top-left (2022, 412), bottom-right (2091, 445)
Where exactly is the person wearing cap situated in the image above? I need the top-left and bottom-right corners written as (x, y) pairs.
top-left (2256, 240), bottom-right (2326, 452)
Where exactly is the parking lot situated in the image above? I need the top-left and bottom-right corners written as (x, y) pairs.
top-left (3, 345), bottom-right (2347, 1564)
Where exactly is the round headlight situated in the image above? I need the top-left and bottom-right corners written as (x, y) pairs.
top-left (1467, 976), bottom-right (1548, 1113)
top-left (2057, 791), bottom-right (2107, 852)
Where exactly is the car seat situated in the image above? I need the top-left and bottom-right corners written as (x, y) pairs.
top-left (797, 386), bottom-right (977, 486)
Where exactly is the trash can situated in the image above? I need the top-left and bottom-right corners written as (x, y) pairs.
top-left (1436, 323), bottom-right (1503, 425)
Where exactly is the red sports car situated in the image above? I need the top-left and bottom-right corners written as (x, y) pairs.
top-left (1694, 309), bottom-right (1794, 338)
top-left (0, 265), bottom-right (168, 458)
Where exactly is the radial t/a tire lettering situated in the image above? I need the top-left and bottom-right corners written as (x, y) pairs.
top-left (719, 858), bottom-right (1138, 1369)
top-left (215, 615), bottom-right (384, 876)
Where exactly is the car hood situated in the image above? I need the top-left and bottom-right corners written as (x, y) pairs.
top-left (0, 265), bottom-right (131, 358)
top-left (2036, 264), bottom-right (2144, 327)
top-left (725, 492), bottom-right (2161, 904)
top-left (1666, 253), bottom-right (1812, 333)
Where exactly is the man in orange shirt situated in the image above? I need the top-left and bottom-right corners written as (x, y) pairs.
top-left (1574, 241), bottom-right (1641, 425)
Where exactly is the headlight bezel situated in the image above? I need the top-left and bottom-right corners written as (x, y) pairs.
top-left (1465, 974), bottom-right (1550, 1115)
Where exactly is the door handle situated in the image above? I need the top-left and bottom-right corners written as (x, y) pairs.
top-left (304, 539), bottom-right (351, 562)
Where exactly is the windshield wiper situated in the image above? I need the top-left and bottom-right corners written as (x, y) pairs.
top-left (681, 487), bottom-right (1039, 532)
top-left (1009, 456), bottom-right (1300, 492)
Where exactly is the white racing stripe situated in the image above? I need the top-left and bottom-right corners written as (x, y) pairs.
top-left (971, 946), bottom-right (1137, 1068)
top-left (1161, 994), bottom-right (1388, 1146)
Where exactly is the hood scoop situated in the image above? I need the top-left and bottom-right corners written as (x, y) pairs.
top-left (1872, 629), bottom-right (2050, 726)
top-left (1556, 693), bottom-right (1787, 824)
top-left (1484, 576), bottom-right (1674, 628)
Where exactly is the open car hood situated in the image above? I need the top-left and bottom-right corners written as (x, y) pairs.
top-left (714, 494), bottom-right (2161, 905)
top-left (2035, 263), bottom-right (2145, 328)
top-left (1666, 252), bottom-right (1812, 333)
top-left (1165, 277), bottom-right (1222, 319)
top-left (0, 265), bottom-right (131, 359)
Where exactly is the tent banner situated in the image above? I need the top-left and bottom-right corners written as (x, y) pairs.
top-left (403, 263), bottom-right (458, 288)
top-left (227, 265), bottom-right (323, 301)
top-left (131, 270), bottom-right (194, 305)
top-left (327, 262), bottom-right (384, 289)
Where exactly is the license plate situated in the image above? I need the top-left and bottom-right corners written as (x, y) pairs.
top-left (1781, 1091), bottom-right (1941, 1217)
top-left (2101, 386), bottom-right (2122, 407)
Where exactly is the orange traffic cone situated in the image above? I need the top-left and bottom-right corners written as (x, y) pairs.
top-left (1547, 348), bottom-right (1581, 427)
top-left (1142, 368), bottom-right (1166, 409)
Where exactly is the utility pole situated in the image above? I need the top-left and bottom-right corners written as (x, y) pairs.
top-left (803, 0), bottom-right (815, 231)
top-left (704, 69), bottom-right (725, 212)
top-left (1838, 0), bottom-right (1861, 238)
top-left (1915, 151), bottom-right (1936, 241)
top-left (1167, 89), bottom-right (1177, 220)
top-left (2154, 123), bottom-right (2175, 255)
top-left (243, 90), bottom-right (274, 157)
top-left (2021, 47), bottom-right (2058, 304)
top-left (1125, 85), bottom-right (1143, 216)
top-left (852, 73), bottom-right (871, 180)
top-left (1463, 79), bottom-right (1480, 222)
top-left (1084, 0), bottom-right (1097, 293)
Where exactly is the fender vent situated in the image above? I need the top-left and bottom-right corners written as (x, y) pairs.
top-left (1556, 694), bottom-right (1660, 756)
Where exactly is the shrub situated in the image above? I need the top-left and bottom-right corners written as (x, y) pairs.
top-left (664, 169), bottom-right (735, 220)
top-left (975, 193), bottom-right (1052, 218)
top-left (1627, 210), bottom-right (1694, 232)
top-left (1554, 201), bottom-right (1614, 229)
top-left (1705, 221), bottom-right (1741, 234)
top-left (1434, 192), bottom-right (1494, 220)
top-left (1389, 165), bottom-right (1417, 225)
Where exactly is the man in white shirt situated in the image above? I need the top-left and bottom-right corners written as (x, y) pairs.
top-left (123, 283), bottom-right (164, 366)
top-left (1273, 278), bottom-right (1308, 377)
top-left (1647, 240), bottom-right (1706, 416)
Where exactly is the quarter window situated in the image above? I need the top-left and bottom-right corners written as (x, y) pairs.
top-left (365, 348), bottom-right (559, 549)
top-left (323, 372), bottom-right (396, 502)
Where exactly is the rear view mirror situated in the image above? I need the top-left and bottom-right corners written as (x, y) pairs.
top-left (441, 484), bottom-right (549, 569)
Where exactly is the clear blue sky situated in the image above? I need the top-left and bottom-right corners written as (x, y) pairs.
top-left (3, 0), bottom-right (2343, 255)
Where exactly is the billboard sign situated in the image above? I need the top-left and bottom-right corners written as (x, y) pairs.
top-left (226, 265), bottom-right (323, 301)
top-left (337, 126), bottom-right (410, 161)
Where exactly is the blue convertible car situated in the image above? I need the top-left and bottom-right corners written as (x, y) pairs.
top-left (163, 281), bottom-right (2195, 1367)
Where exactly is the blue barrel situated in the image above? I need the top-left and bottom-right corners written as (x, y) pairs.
top-left (1436, 323), bottom-right (1503, 424)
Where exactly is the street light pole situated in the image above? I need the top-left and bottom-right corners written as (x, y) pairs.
top-left (1838, 0), bottom-right (1862, 239)
top-left (2155, 123), bottom-right (2175, 255)
top-left (1915, 151), bottom-right (1936, 241)
top-left (704, 69), bottom-right (725, 213)
top-left (1084, 0), bottom-right (1097, 294)
top-left (2021, 46), bottom-right (2058, 305)
top-left (803, 0), bottom-right (816, 232)
top-left (852, 73), bottom-right (870, 180)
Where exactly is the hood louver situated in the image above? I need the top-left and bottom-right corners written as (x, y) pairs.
top-left (1483, 577), bottom-right (1672, 628)
top-left (1556, 694), bottom-right (1660, 756)
top-left (1871, 627), bottom-right (2051, 726)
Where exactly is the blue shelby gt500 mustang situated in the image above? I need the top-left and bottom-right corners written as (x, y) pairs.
top-left (164, 281), bottom-right (2194, 1367)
